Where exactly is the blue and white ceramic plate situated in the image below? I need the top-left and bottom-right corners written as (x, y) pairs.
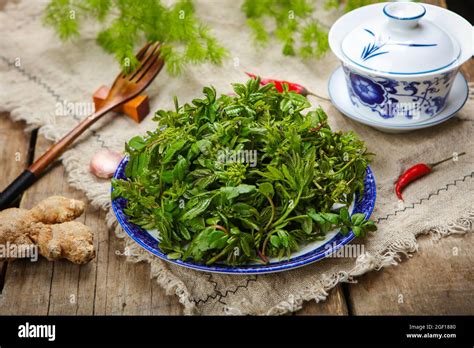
top-left (111, 158), bottom-right (377, 274)
top-left (328, 66), bottom-right (469, 133)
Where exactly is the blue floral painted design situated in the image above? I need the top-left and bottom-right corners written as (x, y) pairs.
top-left (361, 28), bottom-right (436, 62)
top-left (350, 73), bottom-right (386, 106)
top-left (343, 65), bottom-right (456, 120)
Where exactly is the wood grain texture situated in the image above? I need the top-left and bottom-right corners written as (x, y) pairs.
top-left (0, 115), bottom-right (31, 199)
top-left (0, 115), bottom-right (31, 300)
top-left (1, 135), bottom-right (73, 315)
top-left (346, 233), bottom-right (474, 315)
top-left (0, 133), bottom-right (182, 315)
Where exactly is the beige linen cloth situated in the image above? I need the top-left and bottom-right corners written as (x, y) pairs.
top-left (1, 0), bottom-right (473, 315)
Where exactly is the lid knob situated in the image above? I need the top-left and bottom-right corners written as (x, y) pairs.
top-left (383, 2), bottom-right (426, 30)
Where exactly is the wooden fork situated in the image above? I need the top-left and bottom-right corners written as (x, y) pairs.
top-left (0, 42), bottom-right (164, 210)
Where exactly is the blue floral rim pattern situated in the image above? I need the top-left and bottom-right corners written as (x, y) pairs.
top-left (383, 3), bottom-right (426, 21)
top-left (111, 158), bottom-right (377, 274)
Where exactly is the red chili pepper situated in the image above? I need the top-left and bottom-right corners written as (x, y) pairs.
top-left (246, 72), bottom-right (309, 95)
top-left (395, 152), bottom-right (466, 201)
top-left (245, 72), bottom-right (329, 101)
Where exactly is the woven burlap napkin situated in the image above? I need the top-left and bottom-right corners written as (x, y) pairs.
top-left (1, 0), bottom-right (473, 315)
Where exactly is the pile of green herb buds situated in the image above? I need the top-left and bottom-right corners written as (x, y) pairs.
top-left (112, 78), bottom-right (376, 265)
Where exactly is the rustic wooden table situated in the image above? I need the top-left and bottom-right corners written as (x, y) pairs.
top-left (0, 0), bottom-right (473, 316)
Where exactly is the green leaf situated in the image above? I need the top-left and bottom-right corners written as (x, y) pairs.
top-left (266, 166), bottom-right (284, 181)
top-left (187, 217), bottom-right (205, 232)
top-left (352, 226), bottom-right (363, 237)
top-left (240, 235), bottom-right (252, 256)
top-left (173, 156), bottom-right (189, 181)
top-left (241, 0), bottom-right (333, 60)
top-left (196, 139), bottom-right (212, 155)
top-left (208, 230), bottom-right (226, 243)
top-left (220, 184), bottom-right (256, 200)
top-left (270, 235), bottom-right (280, 248)
top-left (177, 224), bottom-right (191, 240)
top-left (351, 213), bottom-right (366, 226)
top-left (205, 216), bottom-right (220, 225)
top-left (258, 182), bottom-right (274, 198)
top-left (232, 83), bottom-right (247, 96)
top-left (363, 220), bottom-right (377, 232)
top-left (224, 104), bottom-right (245, 116)
top-left (340, 226), bottom-right (349, 235)
top-left (183, 226), bottom-right (215, 261)
top-left (128, 136), bottom-right (146, 151)
top-left (163, 139), bottom-right (186, 164)
top-left (320, 212), bottom-right (340, 225)
top-left (301, 216), bottom-right (313, 234)
top-left (180, 197), bottom-right (214, 221)
top-left (232, 202), bottom-right (259, 218)
top-left (277, 230), bottom-right (289, 248)
top-left (308, 209), bottom-right (325, 225)
top-left (161, 170), bottom-right (174, 184)
top-left (210, 234), bottom-right (228, 249)
top-left (340, 207), bottom-right (351, 225)
top-left (167, 252), bottom-right (182, 259)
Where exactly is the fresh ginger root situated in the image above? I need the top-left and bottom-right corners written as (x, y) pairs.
top-left (0, 196), bottom-right (95, 264)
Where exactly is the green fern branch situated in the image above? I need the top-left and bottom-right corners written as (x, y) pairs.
top-left (44, 0), bottom-right (228, 75)
top-left (44, 0), bottom-right (385, 74)
top-left (243, 0), bottom-right (385, 59)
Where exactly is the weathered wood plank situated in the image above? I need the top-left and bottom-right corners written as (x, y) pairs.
top-left (0, 114), bottom-right (32, 204)
top-left (47, 190), bottom-right (102, 315)
top-left (91, 199), bottom-right (182, 315)
top-left (0, 135), bottom-right (69, 315)
top-left (93, 228), bottom-right (181, 315)
top-left (295, 286), bottom-right (348, 315)
top-left (346, 233), bottom-right (474, 314)
top-left (0, 127), bottom-right (181, 315)
top-left (93, 230), bottom-right (153, 315)
top-left (151, 280), bottom-right (183, 315)
top-left (0, 114), bottom-right (31, 300)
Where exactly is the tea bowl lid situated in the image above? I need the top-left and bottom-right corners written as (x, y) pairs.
top-left (331, 2), bottom-right (470, 77)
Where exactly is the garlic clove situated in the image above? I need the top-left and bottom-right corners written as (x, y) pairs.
top-left (89, 149), bottom-right (123, 179)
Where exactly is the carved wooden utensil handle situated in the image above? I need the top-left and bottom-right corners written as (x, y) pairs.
top-left (0, 104), bottom-right (114, 210)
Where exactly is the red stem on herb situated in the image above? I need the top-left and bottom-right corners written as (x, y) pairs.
top-left (395, 152), bottom-right (466, 201)
top-left (212, 224), bottom-right (229, 234)
top-left (309, 123), bottom-right (324, 133)
top-left (257, 249), bottom-right (269, 264)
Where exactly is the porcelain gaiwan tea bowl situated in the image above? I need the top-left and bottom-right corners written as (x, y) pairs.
top-left (329, 2), bottom-right (472, 124)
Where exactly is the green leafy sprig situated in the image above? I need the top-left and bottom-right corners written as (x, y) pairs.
top-left (112, 78), bottom-right (376, 266)
top-left (45, 0), bottom-right (386, 72)
top-left (44, 0), bottom-right (227, 75)
top-left (243, 0), bottom-right (385, 59)
top-left (242, 0), bottom-right (329, 58)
